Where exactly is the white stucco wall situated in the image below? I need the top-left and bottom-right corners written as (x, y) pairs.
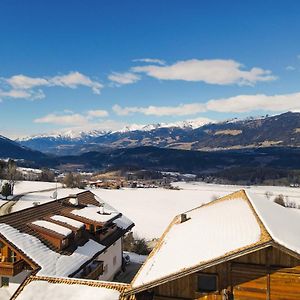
top-left (97, 238), bottom-right (122, 281)
top-left (0, 270), bottom-right (31, 300)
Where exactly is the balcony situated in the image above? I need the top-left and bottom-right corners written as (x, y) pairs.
top-left (0, 259), bottom-right (24, 276)
top-left (82, 260), bottom-right (104, 280)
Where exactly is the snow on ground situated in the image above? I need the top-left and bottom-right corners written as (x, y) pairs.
top-left (0, 181), bottom-right (63, 208)
top-left (7, 181), bottom-right (300, 240)
top-left (11, 188), bottom-right (83, 212)
top-left (124, 251), bottom-right (147, 264)
top-left (13, 181), bottom-right (62, 195)
top-left (14, 280), bottom-right (120, 300)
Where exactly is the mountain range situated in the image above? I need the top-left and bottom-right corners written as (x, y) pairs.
top-left (17, 112), bottom-right (300, 155)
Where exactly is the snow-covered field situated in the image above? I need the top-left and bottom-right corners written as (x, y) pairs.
top-left (11, 188), bottom-right (82, 212)
top-left (91, 182), bottom-right (300, 240)
top-left (0, 181), bottom-right (62, 207)
top-left (3, 181), bottom-right (300, 240)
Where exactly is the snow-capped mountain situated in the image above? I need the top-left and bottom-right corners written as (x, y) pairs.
top-left (16, 112), bottom-right (300, 155)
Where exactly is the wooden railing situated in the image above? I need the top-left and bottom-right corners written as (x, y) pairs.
top-left (0, 259), bottom-right (24, 276)
top-left (85, 261), bottom-right (104, 280)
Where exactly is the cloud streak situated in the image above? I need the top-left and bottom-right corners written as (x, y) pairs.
top-left (108, 72), bottom-right (140, 86)
top-left (34, 109), bottom-right (109, 126)
top-left (132, 59), bottom-right (276, 86)
top-left (113, 91), bottom-right (300, 117)
top-left (132, 58), bottom-right (166, 65)
top-left (2, 71), bottom-right (103, 101)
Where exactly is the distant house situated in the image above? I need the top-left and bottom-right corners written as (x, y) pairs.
top-left (0, 191), bottom-right (134, 299)
top-left (126, 190), bottom-right (300, 300)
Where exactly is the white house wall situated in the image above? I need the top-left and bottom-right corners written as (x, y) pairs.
top-left (97, 237), bottom-right (122, 281)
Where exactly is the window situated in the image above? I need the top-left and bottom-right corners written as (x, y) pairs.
top-left (8, 249), bottom-right (16, 263)
top-left (113, 256), bottom-right (117, 266)
top-left (196, 273), bottom-right (218, 293)
top-left (1, 277), bottom-right (9, 287)
top-left (89, 224), bottom-right (95, 234)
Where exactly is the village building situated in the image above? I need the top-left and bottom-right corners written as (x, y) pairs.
top-left (0, 190), bottom-right (134, 299)
top-left (126, 190), bottom-right (300, 300)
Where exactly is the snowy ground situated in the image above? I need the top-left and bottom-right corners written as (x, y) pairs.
top-left (11, 188), bottom-right (82, 212)
top-left (0, 181), bottom-right (62, 207)
top-left (91, 183), bottom-right (300, 239)
top-left (4, 181), bottom-right (300, 240)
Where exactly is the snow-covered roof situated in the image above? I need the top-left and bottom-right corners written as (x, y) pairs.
top-left (130, 189), bottom-right (300, 292)
top-left (246, 191), bottom-right (300, 256)
top-left (50, 215), bottom-right (85, 229)
top-left (14, 280), bottom-right (120, 300)
top-left (70, 206), bottom-right (119, 223)
top-left (12, 276), bottom-right (136, 300)
top-left (31, 220), bottom-right (72, 237)
top-left (0, 223), bottom-right (105, 276)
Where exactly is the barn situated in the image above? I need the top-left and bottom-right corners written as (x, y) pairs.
top-left (126, 190), bottom-right (300, 300)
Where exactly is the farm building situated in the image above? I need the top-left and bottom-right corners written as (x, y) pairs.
top-left (0, 190), bottom-right (134, 299)
top-left (126, 190), bottom-right (300, 300)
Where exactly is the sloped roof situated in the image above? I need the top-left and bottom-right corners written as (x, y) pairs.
top-left (129, 190), bottom-right (300, 293)
top-left (0, 190), bottom-right (134, 277)
top-left (11, 276), bottom-right (136, 300)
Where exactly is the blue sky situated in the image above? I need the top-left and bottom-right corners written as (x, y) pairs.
top-left (1, 0), bottom-right (300, 138)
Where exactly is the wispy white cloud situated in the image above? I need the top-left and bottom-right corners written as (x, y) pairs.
top-left (132, 58), bottom-right (166, 65)
top-left (286, 66), bottom-right (296, 71)
top-left (113, 91), bottom-right (300, 117)
top-left (206, 92), bottom-right (300, 113)
top-left (108, 72), bottom-right (140, 86)
top-left (49, 72), bottom-right (103, 94)
top-left (34, 109), bottom-right (109, 126)
top-left (0, 89), bottom-right (45, 100)
top-left (112, 103), bottom-right (206, 116)
top-left (87, 109), bottom-right (109, 118)
top-left (132, 59), bottom-right (276, 86)
top-left (34, 113), bottom-right (89, 126)
top-left (2, 71), bottom-right (103, 101)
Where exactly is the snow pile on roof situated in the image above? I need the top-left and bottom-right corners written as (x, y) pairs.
top-left (50, 215), bottom-right (84, 229)
top-left (70, 206), bottom-right (119, 223)
top-left (14, 280), bottom-right (120, 300)
top-left (247, 191), bottom-right (300, 255)
top-left (132, 197), bottom-right (261, 288)
top-left (114, 215), bottom-right (133, 230)
top-left (0, 223), bottom-right (105, 276)
top-left (32, 220), bottom-right (72, 237)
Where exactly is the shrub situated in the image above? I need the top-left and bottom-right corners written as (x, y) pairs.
top-left (1, 183), bottom-right (11, 199)
top-left (274, 194), bottom-right (285, 207)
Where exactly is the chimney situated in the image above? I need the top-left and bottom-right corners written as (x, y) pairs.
top-left (68, 195), bottom-right (79, 206)
top-left (179, 213), bottom-right (188, 223)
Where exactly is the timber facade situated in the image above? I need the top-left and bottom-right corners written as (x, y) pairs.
top-left (144, 246), bottom-right (300, 300)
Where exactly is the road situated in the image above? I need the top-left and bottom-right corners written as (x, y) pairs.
top-left (0, 187), bottom-right (60, 216)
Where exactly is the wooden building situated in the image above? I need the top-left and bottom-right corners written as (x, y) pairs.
top-left (0, 191), bottom-right (134, 299)
top-left (125, 190), bottom-right (300, 300)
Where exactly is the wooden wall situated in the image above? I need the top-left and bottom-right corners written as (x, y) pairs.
top-left (146, 246), bottom-right (300, 300)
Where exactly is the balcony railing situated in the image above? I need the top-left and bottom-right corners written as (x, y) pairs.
top-left (84, 260), bottom-right (104, 280)
top-left (0, 259), bottom-right (24, 276)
